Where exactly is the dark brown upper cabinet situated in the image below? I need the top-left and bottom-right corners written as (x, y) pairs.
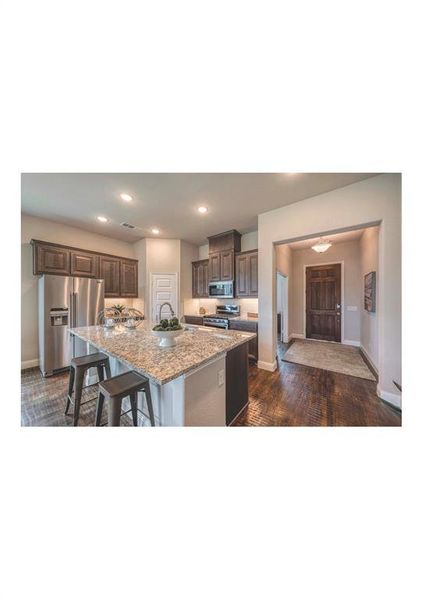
top-left (207, 230), bottom-right (241, 283)
top-left (70, 250), bottom-right (98, 278)
top-left (208, 230), bottom-right (241, 254)
top-left (208, 252), bottom-right (221, 282)
top-left (220, 250), bottom-right (234, 281)
top-left (235, 250), bottom-right (258, 298)
top-left (31, 240), bottom-right (138, 298)
top-left (192, 259), bottom-right (209, 298)
top-left (99, 256), bottom-right (121, 297)
top-left (120, 260), bottom-right (138, 297)
top-left (33, 242), bottom-right (70, 276)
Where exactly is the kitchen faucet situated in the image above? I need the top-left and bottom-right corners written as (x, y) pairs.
top-left (158, 302), bottom-right (175, 322)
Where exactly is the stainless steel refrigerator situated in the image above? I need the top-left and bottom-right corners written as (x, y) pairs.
top-left (38, 274), bottom-right (104, 377)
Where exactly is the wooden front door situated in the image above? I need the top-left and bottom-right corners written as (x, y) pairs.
top-left (306, 264), bottom-right (341, 342)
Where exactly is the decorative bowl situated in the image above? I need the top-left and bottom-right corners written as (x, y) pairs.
top-left (151, 329), bottom-right (184, 347)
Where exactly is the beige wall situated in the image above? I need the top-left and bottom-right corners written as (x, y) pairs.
top-left (360, 226), bottom-right (379, 369)
top-left (180, 240), bottom-right (200, 316)
top-left (133, 238), bottom-right (181, 321)
top-left (276, 243), bottom-right (291, 277)
top-left (289, 240), bottom-right (361, 343)
top-left (21, 214), bottom-right (136, 366)
top-left (258, 173), bottom-right (401, 406)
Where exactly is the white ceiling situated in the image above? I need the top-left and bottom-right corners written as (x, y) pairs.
top-left (21, 173), bottom-right (378, 246)
top-left (287, 227), bottom-right (371, 250)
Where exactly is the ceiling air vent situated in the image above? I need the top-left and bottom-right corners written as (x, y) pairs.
top-left (120, 222), bottom-right (136, 229)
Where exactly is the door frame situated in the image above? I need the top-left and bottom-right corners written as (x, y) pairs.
top-left (149, 272), bottom-right (179, 322)
top-left (277, 271), bottom-right (289, 343)
top-left (303, 261), bottom-right (344, 343)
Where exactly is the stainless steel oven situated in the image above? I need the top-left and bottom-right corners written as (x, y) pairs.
top-left (208, 281), bottom-right (234, 299)
top-left (203, 317), bottom-right (229, 329)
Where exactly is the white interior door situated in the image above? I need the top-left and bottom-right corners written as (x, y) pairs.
top-left (151, 273), bottom-right (178, 323)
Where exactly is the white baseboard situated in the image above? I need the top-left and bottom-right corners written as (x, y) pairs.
top-left (377, 386), bottom-right (401, 410)
top-left (257, 360), bottom-right (277, 372)
top-left (289, 333), bottom-right (304, 341)
top-left (343, 339), bottom-right (361, 347)
top-left (21, 358), bottom-right (39, 370)
top-left (360, 345), bottom-right (378, 374)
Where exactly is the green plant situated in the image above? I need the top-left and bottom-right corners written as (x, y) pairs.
top-left (152, 317), bottom-right (183, 332)
top-left (111, 304), bottom-right (125, 313)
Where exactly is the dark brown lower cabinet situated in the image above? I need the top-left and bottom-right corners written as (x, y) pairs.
top-left (183, 315), bottom-right (204, 326)
top-left (226, 342), bottom-right (249, 425)
top-left (228, 319), bottom-right (258, 362)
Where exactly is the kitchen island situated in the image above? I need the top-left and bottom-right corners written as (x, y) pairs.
top-left (70, 323), bottom-right (255, 426)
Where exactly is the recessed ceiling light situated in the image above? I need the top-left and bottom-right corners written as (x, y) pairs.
top-left (198, 206), bottom-right (208, 213)
top-left (120, 193), bottom-right (133, 202)
top-left (97, 216), bottom-right (108, 223)
top-left (151, 228), bottom-right (160, 235)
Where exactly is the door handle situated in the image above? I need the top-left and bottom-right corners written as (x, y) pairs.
top-left (336, 304), bottom-right (341, 309)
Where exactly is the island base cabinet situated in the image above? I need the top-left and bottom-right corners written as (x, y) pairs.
top-left (84, 341), bottom-right (248, 427)
top-left (183, 356), bottom-right (226, 426)
top-left (225, 342), bottom-right (249, 425)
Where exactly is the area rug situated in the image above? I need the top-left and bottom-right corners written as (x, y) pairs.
top-left (282, 339), bottom-right (376, 381)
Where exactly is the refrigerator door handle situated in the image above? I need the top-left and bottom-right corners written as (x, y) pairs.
top-left (73, 292), bottom-right (78, 327)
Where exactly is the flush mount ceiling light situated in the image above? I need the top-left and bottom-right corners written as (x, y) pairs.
top-left (120, 193), bottom-right (133, 202)
top-left (198, 206), bottom-right (208, 214)
top-left (312, 238), bottom-right (332, 253)
top-left (97, 216), bottom-right (109, 223)
top-left (151, 228), bottom-right (160, 235)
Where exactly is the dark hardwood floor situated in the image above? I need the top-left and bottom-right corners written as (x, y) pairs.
top-left (21, 343), bottom-right (401, 427)
top-left (233, 342), bottom-right (401, 427)
top-left (21, 368), bottom-right (133, 427)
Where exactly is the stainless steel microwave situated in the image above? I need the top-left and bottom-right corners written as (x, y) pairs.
top-left (208, 281), bottom-right (234, 298)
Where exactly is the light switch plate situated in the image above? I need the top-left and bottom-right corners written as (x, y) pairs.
top-left (347, 306), bottom-right (358, 311)
top-left (218, 369), bottom-right (225, 386)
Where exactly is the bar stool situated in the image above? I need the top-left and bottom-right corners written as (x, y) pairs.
top-left (95, 371), bottom-right (155, 427)
top-left (65, 352), bottom-right (111, 426)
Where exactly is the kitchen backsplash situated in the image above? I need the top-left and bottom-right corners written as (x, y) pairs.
top-left (183, 297), bottom-right (258, 317)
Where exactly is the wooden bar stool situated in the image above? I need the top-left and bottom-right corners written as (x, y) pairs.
top-left (95, 371), bottom-right (155, 427)
top-left (65, 352), bottom-right (111, 426)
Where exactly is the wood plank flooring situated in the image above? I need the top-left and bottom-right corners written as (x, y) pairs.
top-left (21, 343), bottom-right (401, 427)
top-left (234, 343), bottom-right (401, 426)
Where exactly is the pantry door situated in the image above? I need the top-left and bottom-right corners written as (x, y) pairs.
top-left (150, 273), bottom-right (179, 323)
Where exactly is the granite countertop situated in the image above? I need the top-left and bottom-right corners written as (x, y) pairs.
top-left (70, 322), bottom-right (256, 386)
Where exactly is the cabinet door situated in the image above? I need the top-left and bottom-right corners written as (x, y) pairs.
top-left (99, 256), bottom-right (120, 297)
top-left (201, 262), bottom-right (209, 297)
top-left (120, 260), bottom-right (138, 297)
top-left (70, 250), bottom-right (98, 278)
top-left (192, 263), bottom-right (200, 298)
top-left (209, 252), bottom-right (221, 281)
top-left (34, 243), bottom-right (70, 275)
top-left (220, 250), bottom-right (234, 281)
top-left (236, 254), bottom-right (249, 297)
top-left (248, 252), bottom-right (259, 297)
